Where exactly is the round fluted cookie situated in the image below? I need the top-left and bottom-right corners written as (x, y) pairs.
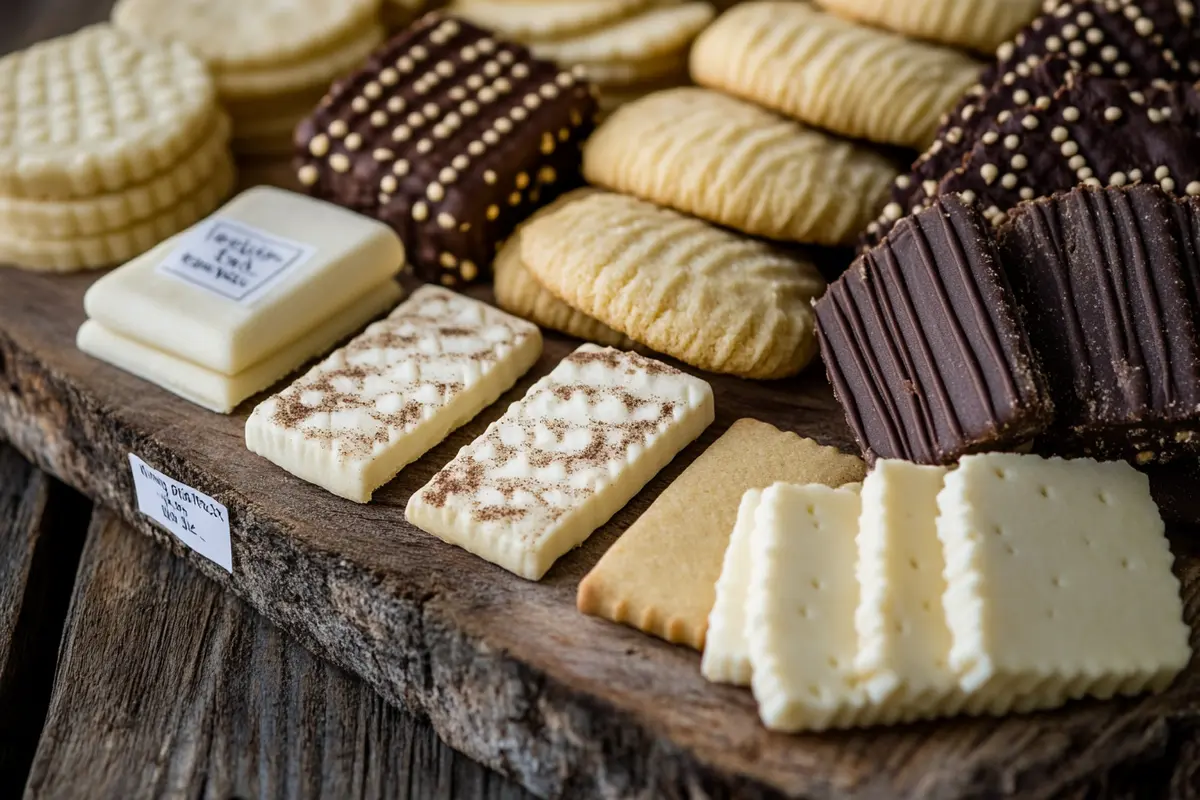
top-left (111, 0), bottom-right (381, 71)
top-left (520, 191), bottom-right (826, 379)
top-left (0, 24), bottom-right (219, 199)
top-left (584, 87), bottom-right (896, 245)
top-left (689, 1), bottom-right (982, 149)
top-left (494, 190), bottom-right (638, 349)
top-left (450, 0), bottom-right (661, 41)
top-left (0, 158), bottom-right (235, 272)
top-left (815, 0), bottom-right (1040, 53)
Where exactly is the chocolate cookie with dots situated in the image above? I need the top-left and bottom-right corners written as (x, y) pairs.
top-left (294, 13), bottom-right (598, 285)
top-left (940, 71), bottom-right (1200, 226)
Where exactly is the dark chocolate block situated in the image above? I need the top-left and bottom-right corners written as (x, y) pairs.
top-left (294, 13), bottom-right (597, 285)
top-left (815, 195), bottom-right (1053, 465)
top-left (997, 184), bottom-right (1200, 463)
top-left (940, 70), bottom-right (1200, 225)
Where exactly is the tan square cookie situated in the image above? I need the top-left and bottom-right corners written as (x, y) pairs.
top-left (584, 87), bottom-right (897, 245)
top-left (519, 191), bottom-right (827, 379)
top-left (815, 0), bottom-right (1041, 53)
top-left (577, 418), bottom-right (866, 649)
top-left (689, 2), bottom-right (982, 149)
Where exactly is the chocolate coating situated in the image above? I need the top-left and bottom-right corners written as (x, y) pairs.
top-left (998, 184), bottom-right (1200, 463)
top-left (294, 13), bottom-right (597, 285)
top-left (816, 195), bottom-right (1053, 465)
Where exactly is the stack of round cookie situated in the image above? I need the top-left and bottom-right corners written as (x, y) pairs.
top-left (448, 0), bottom-right (717, 113)
top-left (111, 0), bottom-right (387, 158)
top-left (0, 24), bottom-right (235, 272)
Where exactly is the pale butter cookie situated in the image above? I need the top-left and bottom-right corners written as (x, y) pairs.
top-left (449, 0), bottom-right (661, 41)
top-left (815, 0), bottom-right (1041, 53)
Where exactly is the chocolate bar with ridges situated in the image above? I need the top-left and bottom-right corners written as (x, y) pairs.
top-left (816, 195), bottom-right (1052, 465)
top-left (997, 184), bottom-right (1200, 463)
top-left (294, 13), bottom-right (597, 285)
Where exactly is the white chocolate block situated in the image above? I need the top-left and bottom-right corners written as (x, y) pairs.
top-left (84, 186), bottom-right (404, 375)
top-left (406, 345), bottom-right (715, 581)
top-left (701, 488), bottom-right (760, 687)
top-left (855, 460), bottom-right (964, 723)
top-left (246, 286), bottom-right (542, 503)
top-left (938, 453), bottom-right (1192, 716)
top-left (76, 281), bottom-right (402, 414)
top-left (747, 482), bottom-right (868, 732)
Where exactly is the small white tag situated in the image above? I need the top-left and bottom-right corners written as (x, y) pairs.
top-left (129, 454), bottom-right (233, 573)
top-left (155, 216), bottom-right (316, 305)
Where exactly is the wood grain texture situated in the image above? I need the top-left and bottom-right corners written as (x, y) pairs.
top-left (0, 446), bottom-right (90, 798)
top-left (23, 508), bottom-right (528, 800)
top-left (3, 266), bottom-right (1200, 799)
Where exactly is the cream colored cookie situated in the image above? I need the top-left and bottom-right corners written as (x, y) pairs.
top-left (111, 0), bottom-right (381, 71)
top-left (520, 191), bottom-right (826, 379)
top-left (0, 24), bottom-right (219, 200)
top-left (577, 50), bottom-right (690, 87)
top-left (450, 0), bottom-right (660, 40)
top-left (689, 2), bottom-right (982, 149)
top-left (584, 88), bottom-right (896, 245)
top-left (493, 191), bottom-right (639, 349)
top-left (531, 3), bottom-right (715, 64)
top-left (0, 114), bottom-right (231, 239)
top-left (815, 0), bottom-right (1041, 53)
top-left (0, 159), bottom-right (235, 272)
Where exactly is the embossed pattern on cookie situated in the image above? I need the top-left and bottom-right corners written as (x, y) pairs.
top-left (815, 0), bottom-right (1040, 52)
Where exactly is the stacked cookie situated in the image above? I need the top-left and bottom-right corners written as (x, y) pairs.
top-left (112, 0), bottom-right (387, 158)
top-left (448, 0), bottom-right (716, 112)
top-left (0, 24), bottom-right (234, 272)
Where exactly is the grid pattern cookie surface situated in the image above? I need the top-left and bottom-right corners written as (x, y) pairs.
top-left (0, 24), bottom-right (218, 199)
top-left (295, 13), bottom-right (598, 285)
top-left (245, 286), bottom-right (543, 502)
top-left (406, 344), bottom-right (715, 581)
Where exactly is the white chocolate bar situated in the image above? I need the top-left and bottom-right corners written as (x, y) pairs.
top-left (938, 453), bottom-right (1192, 715)
top-left (246, 286), bottom-right (542, 503)
top-left (701, 488), bottom-right (761, 687)
top-left (747, 482), bottom-right (867, 732)
top-left (855, 460), bottom-right (964, 722)
top-left (84, 186), bottom-right (404, 375)
top-left (77, 281), bottom-right (402, 414)
top-left (406, 344), bottom-right (715, 581)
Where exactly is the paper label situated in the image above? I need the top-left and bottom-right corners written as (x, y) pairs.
top-left (129, 454), bottom-right (233, 573)
top-left (155, 216), bottom-right (316, 305)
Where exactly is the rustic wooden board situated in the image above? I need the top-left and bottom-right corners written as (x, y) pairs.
top-left (4, 265), bottom-right (1200, 799)
top-left (0, 445), bottom-right (90, 798)
top-left (23, 507), bottom-right (528, 800)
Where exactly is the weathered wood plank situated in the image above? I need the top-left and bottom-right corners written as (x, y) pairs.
top-left (0, 446), bottom-right (90, 798)
top-left (23, 508), bottom-right (528, 800)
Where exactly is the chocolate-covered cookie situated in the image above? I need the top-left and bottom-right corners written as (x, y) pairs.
top-left (998, 184), bottom-right (1200, 463)
top-left (295, 13), bottom-right (597, 284)
top-left (816, 195), bottom-right (1052, 465)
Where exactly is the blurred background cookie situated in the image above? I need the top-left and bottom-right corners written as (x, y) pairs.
top-left (814, 0), bottom-right (1041, 53)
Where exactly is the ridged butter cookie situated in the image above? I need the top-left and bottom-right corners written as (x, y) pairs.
top-left (449, 0), bottom-right (660, 41)
top-left (520, 192), bottom-right (826, 379)
top-left (583, 88), bottom-right (897, 245)
top-left (815, 0), bottom-right (1041, 53)
top-left (529, 2), bottom-right (715, 64)
top-left (689, 1), bottom-right (982, 149)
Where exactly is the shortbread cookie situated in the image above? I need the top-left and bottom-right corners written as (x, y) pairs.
top-left (855, 460), bottom-right (965, 723)
top-left (0, 160), bottom-right (235, 272)
top-left (407, 345), bottom-right (715, 581)
top-left (747, 482), bottom-right (868, 732)
top-left (520, 192), bottom-right (826, 379)
top-left (247, 286), bottom-right (543, 502)
top-left (0, 114), bottom-right (232, 239)
top-left (815, 0), bottom-right (1040, 53)
top-left (78, 280), bottom-right (402, 414)
top-left (450, 0), bottom-right (659, 41)
top-left (815, 195), bottom-right (1053, 464)
top-left (111, 0), bottom-right (380, 71)
top-left (579, 418), bottom-right (866, 650)
top-left (295, 14), bottom-right (597, 284)
top-left (0, 24), bottom-right (219, 199)
top-left (938, 453), bottom-right (1191, 715)
top-left (493, 190), bottom-right (639, 349)
top-left (530, 3), bottom-right (715, 64)
top-left (583, 88), bottom-right (896, 245)
top-left (689, 2), bottom-right (982, 149)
